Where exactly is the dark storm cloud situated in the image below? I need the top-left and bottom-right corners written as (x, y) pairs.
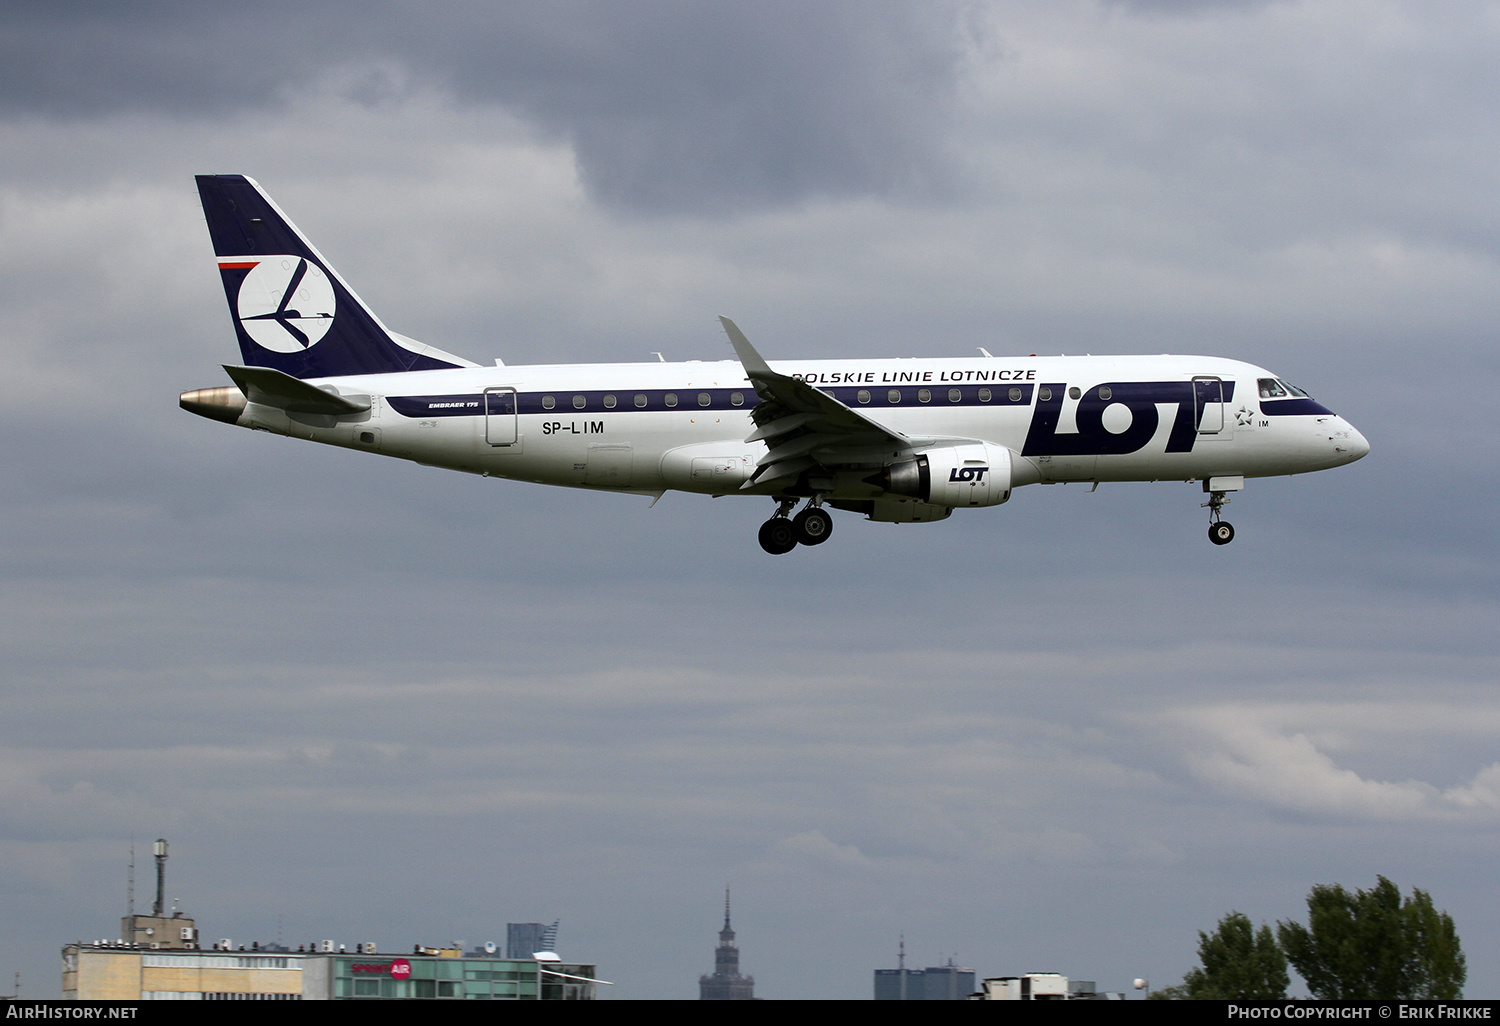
top-left (0, 1), bottom-right (966, 211)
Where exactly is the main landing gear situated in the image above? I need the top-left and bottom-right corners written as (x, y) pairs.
top-left (1203, 490), bottom-right (1234, 546)
top-left (758, 499), bottom-right (834, 554)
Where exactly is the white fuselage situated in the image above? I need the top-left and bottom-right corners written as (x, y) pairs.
top-left (234, 353), bottom-right (1369, 500)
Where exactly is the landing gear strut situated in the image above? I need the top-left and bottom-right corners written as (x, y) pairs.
top-left (1203, 490), bottom-right (1234, 546)
top-left (758, 498), bottom-right (834, 554)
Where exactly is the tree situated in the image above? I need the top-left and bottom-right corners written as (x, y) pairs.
top-left (1169, 911), bottom-right (1288, 1000)
top-left (1277, 877), bottom-right (1465, 1000)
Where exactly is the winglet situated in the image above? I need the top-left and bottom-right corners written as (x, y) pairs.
top-left (718, 316), bottom-right (777, 380)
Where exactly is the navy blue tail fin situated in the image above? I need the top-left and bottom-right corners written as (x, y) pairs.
top-left (195, 175), bottom-right (472, 378)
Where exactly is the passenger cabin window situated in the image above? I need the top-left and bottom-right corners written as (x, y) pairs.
top-left (697, 392), bottom-right (711, 407)
top-left (978, 388), bottom-right (992, 402)
top-left (888, 390), bottom-right (901, 403)
top-left (573, 394), bottom-right (586, 409)
top-left (1039, 387), bottom-right (1052, 401)
top-left (1099, 386), bottom-right (1112, 400)
top-left (918, 388), bottom-right (932, 403)
top-left (948, 388), bottom-right (961, 403)
top-left (634, 393), bottom-right (647, 408)
top-left (1008, 387), bottom-right (1022, 402)
top-left (603, 394), bottom-right (617, 409)
top-left (542, 395), bottom-right (556, 410)
top-left (665, 393), bottom-right (678, 407)
top-left (731, 392), bottom-right (745, 406)
top-left (1068, 386), bottom-right (1081, 399)
top-left (857, 389), bottom-right (871, 404)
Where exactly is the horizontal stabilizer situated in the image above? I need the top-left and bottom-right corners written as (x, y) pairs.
top-left (223, 364), bottom-right (371, 415)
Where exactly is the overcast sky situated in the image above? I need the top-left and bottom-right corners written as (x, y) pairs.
top-left (2, 0), bottom-right (1498, 1000)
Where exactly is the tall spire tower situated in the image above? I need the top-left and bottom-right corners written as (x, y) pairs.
top-left (698, 887), bottom-right (754, 1000)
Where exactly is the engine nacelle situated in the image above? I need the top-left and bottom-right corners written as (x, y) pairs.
top-left (867, 442), bottom-right (1014, 508)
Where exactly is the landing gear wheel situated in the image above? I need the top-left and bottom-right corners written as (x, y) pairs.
top-left (758, 517), bottom-right (797, 555)
top-left (1209, 521), bottom-right (1235, 546)
top-left (793, 507), bottom-right (834, 546)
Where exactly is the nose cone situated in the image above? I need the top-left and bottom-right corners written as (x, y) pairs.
top-left (1349, 426), bottom-right (1370, 460)
top-left (1336, 419), bottom-right (1370, 463)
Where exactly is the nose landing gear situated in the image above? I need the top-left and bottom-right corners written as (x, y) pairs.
top-left (758, 498), bottom-right (834, 554)
top-left (1203, 490), bottom-right (1234, 545)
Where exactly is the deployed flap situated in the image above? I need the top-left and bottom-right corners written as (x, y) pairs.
top-left (719, 316), bottom-right (912, 489)
top-left (223, 364), bottom-right (371, 415)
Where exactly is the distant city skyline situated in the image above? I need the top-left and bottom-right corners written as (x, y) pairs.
top-left (874, 937), bottom-right (974, 1001)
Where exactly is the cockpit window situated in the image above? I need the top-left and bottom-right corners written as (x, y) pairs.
top-left (1260, 378), bottom-right (1315, 400)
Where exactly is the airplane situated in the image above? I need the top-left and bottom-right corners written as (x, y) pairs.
top-left (180, 174), bottom-right (1370, 554)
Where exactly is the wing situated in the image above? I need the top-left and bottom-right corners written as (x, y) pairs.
top-left (719, 317), bottom-right (924, 492)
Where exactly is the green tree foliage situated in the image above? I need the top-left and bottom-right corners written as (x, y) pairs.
top-left (1171, 911), bottom-right (1289, 1000)
top-left (1277, 877), bottom-right (1466, 1000)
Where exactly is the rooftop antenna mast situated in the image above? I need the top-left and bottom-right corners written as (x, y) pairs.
top-left (899, 934), bottom-right (908, 1001)
top-left (126, 839), bottom-right (135, 919)
top-left (152, 839), bottom-right (168, 917)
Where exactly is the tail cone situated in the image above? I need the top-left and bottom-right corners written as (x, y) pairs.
top-left (179, 386), bottom-right (246, 424)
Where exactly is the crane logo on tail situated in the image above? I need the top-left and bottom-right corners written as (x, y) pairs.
top-left (230, 256), bottom-right (336, 353)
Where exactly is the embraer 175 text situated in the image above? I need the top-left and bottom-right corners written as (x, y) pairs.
top-left (181, 175), bottom-right (1369, 554)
